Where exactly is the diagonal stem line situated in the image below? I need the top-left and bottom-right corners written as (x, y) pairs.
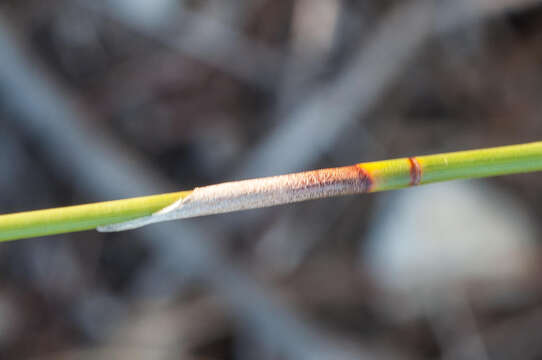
top-left (2, 141), bottom-right (542, 241)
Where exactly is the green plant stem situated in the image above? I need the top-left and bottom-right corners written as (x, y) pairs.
top-left (2, 141), bottom-right (542, 242)
top-left (0, 192), bottom-right (190, 241)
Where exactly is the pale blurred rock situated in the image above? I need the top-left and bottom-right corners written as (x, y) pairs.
top-left (107, 0), bottom-right (180, 31)
top-left (362, 181), bottom-right (538, 319)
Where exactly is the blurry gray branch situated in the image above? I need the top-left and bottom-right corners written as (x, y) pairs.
top-left (236, 0), bottom-right (433, 178)
top-left (78, 0), bottom-right (289, 90)
top-left (0, 11), bottom-right (385, 360)
top-left (236, 0), bottom-right (542, 178)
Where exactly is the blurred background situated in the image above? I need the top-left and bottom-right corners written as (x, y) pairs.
top-left (2, 0), bottom-right (542, 359)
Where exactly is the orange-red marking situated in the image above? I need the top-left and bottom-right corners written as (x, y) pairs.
top-left (354, 165), bottom-right (375, 192)
top-left (301, 165), bottom-right (374, 193)
top-left (408, 157), bottom-right (422, 186)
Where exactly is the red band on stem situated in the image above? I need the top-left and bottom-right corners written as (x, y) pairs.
top-left (408, 157), bottom-right (422, 186)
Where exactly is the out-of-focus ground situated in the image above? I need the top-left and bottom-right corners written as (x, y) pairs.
top-left (2, 0), bottom-right (542, 359)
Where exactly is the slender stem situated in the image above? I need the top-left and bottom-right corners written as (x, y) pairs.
top-left (0, 192), bottom-right (191, 241)
top-left (2, 141), bottom-right (542, 242)
top-left (364, 141), bottom-right (542, 191)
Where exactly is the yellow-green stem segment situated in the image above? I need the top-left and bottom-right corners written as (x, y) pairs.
top-left (2, 141), bottom-right (542, 242)
top-left (0, 191), bottom-right (191, 242)
top-left (362, 141), bottom-right (542, 191)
